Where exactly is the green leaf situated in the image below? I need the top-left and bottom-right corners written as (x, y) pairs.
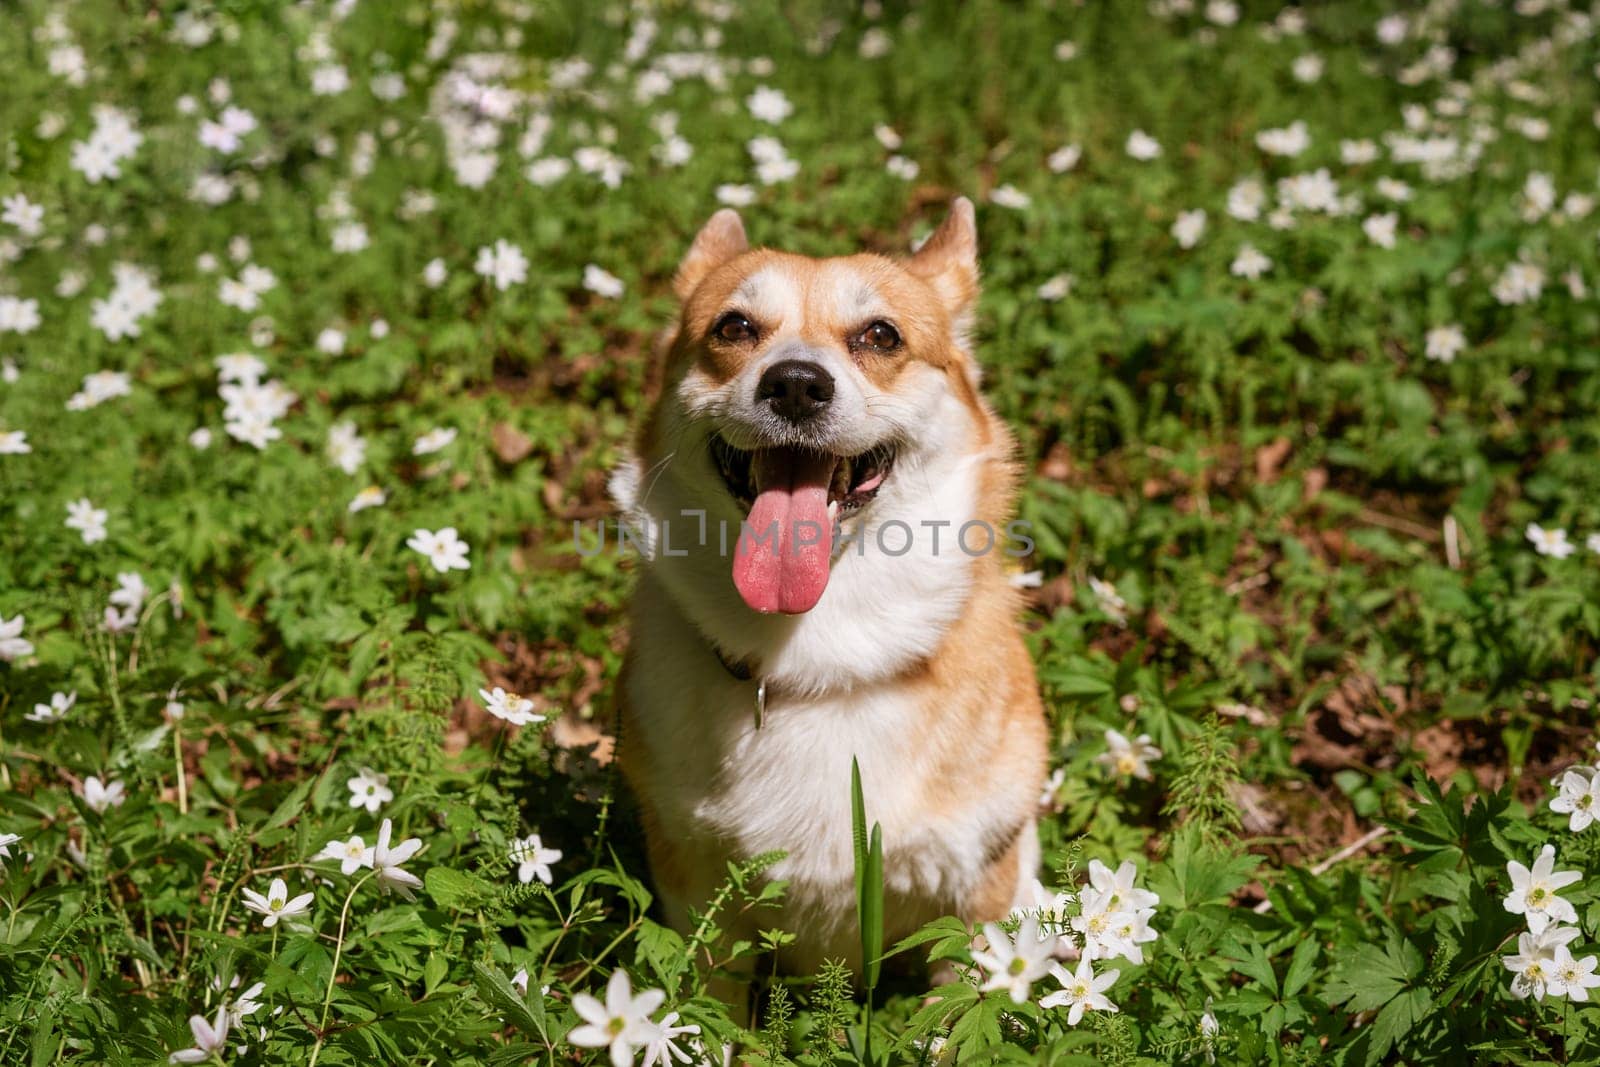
top-left (471, 963), bottom-right (546, 1041)
top-left (260, 776), bottom-right (316, 832)
top-left (1325, 932), bottom-right (1425, 1014)
top-left (424, 867), bottom-right (495, 911)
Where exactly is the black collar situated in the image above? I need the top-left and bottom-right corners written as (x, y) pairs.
top-left (710, 640), bottom-right (756, 682)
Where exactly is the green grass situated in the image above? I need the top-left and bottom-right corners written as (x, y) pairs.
top-left (3, 0), bottom-right (1600, 1063)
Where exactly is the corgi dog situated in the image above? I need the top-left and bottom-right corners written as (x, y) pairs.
top-left (610, 199), bottom-right (1048, 985)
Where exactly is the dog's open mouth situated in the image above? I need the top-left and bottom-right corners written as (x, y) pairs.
top-left (710, 436), bottom-right (895, 517)
top-left (710, 435), bottom-right (896, 615)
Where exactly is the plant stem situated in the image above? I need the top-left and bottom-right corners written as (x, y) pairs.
top-left (174, 723), bottom-right (188, 815)
top-left (308, 871), bottom-right (374, 1067)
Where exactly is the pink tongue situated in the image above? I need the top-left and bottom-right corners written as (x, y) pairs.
top-left (732, 448), bottom-right (836, 614)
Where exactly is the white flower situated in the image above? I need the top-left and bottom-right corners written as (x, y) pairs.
top-left (0, 832), bottom-right (22, 863)
top-left (110, 571), bottom-right (148, 612)
top-left (422, 258), bottom-right (448, 289)
top-left (70, 106), bottom-right (144, 184)
top-left (1549, 948), bottom-right (1600, 1002)
top-left (1204, 0), bottom-right (1238, 26)
top-left (1039, 957), bottom-right (1120, 1025)
top-left (2, 194), bottom-right (44, 237)
top-left (1425, 325), bottom-right (1466, 363)
top-left (475, 239), bottom-right (529, 291)
top-left (1521, 172), bottom-right (1556, 221)
top-left (1363, 212), bottom-right (1397, 249)
top-left (1038, 767), bottom-right (1067, 811)
top-left (317, 834), bottom-right (375, 875)
top-left (525, 158), bottom-right (572, 187)
top-left (214, 352), bottom-right (266, 384)
top-left (1256, 120), bottom-right (1310, 158)
top-left (885, 155), bottom-right (919, 181)
top-left (0, 430), bottom-right (30, 455)
top-left (1504, 924), bottom-right (1581, 1001)
top-left (82, 776), bottom-right (127, 813)
top-left (1504, 845), bottom-right (1581, 934)
top-left (568, 970), bottom-right (666, 1065)
top-left (1276, 168), bottom-right (1340, 214)
top-left (1089, 576), bottom-right (1128, 625)
top-left (1551, 770), bottom-right (1600, 832)
top-left (348, 486), bottom-right (387, 513)
top-left (1230, 244), bottom-right (1272, 279)
top-left (1172, 209), bottom-right (1206, 249)
top-left (510, 833), bottom-right (563, 885)
top-left (1588, 534), bottom-right (1600, 555)
top-left (1097, 730), bottom-right (1162, 781)
top-left (413, 427), bottom-right (458, 455)
top-left (583, 264), bottom-right (625, 299)
top-left (66, 498), bottom-right (109, 544)
top-left (754, 151), bottom-right (799, 185)
top-left (1376, 177), bottom-right (1411, 202)
top-left (240, 877), bottom-right (313, 928)
top-left (1011, 878), bottom-right (1074, 932)
top-left (372, 818), bottom-right (424, 899)
top-left (1087, 859), bottom-right (1161, 914)
top-left (1036, 274), bottom-right (1073, 302)
top-left (971, 915), bottom-right (1055, 1003)
top-left (0, 296), bottom-right (41, 335)
top-left (716, 183), bottom-right (757, 207)
top-left (168, 1006), bottom-right (230, 1064)
top-left (1125, 130), bottom-right (1161, 160)
top-left (346, 767), bottom-right (393, 813)
top-left (1341, 139), bottom-right (1379, 165)
top-left (1527, 524), bottom-right (1576, 560)
top-left (28, 690), bottom-right (76, 724)
top-left (480, 686), bottom-right (545, 727)
top-left (1493, 261), bottom-right (1545, 306)
top-left (311, 63), bottom-right (350, 95)
top-left (1376, 14), bottom-right (1408, 45)
top-left (0, 614), bottom-right (34, 662)
top-left (859, 27), bottom-right (892, 58)
top-left (746, 86), bottom-right (793, 124)
top-left (1048, 144), bottom-right (1082, 173)
top-left (331, 221), bottom-right (369, 253)
top-left (408, 528), bottom-right (471, 573)
top-left (989, 184), bottom-right (1031, 210)
top-left (1292, 54), bottom-right (1324, 83)
top-left (1226, 179), bottom-right (1266, 221)
top-left (327, 421), bottom-right (367, 475)
top-left (225, 413), bottom-right (281, 450)
top-left (228, 981), bottom-right (266, 1029)
top-left (1105, 908), bottom-right (1159, 965)
top-left (316, 327), bottom-right (345, 355)
top-left (641, 1012), bottom-right (701, 1066)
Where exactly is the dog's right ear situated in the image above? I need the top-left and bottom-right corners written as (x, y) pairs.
top-left (674, 209), bottom-right (748, 300)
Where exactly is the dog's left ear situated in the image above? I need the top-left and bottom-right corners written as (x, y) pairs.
top-left (674, 209), bottom-right (748, 300)
top-left (905, 196), bottom-right (979, 325)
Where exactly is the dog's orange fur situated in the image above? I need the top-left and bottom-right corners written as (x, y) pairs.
top-left (613, 200), bottom-right (1048, 984)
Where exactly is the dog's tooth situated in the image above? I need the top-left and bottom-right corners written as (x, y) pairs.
top-left (827, 499), bottom-right (839, 524)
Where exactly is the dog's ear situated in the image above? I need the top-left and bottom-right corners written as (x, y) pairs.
top-left (905, 197), bottom-right (979, 324)
top-left (674, 209), bottom-right (748, 300)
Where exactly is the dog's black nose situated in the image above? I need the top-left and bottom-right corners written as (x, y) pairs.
top-left (757, 360), bottom-right (835, 423)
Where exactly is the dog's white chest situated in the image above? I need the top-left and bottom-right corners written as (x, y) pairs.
top-left (633, 650), bottom-right (996, 917)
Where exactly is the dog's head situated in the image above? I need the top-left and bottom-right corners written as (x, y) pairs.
top-left (625, 199), bottom-right (1001, 620)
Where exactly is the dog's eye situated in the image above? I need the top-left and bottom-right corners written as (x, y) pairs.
top-left (713, 312), bottom-right (758, 343)
top-left (857, 320), bottom-right (901, 352)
